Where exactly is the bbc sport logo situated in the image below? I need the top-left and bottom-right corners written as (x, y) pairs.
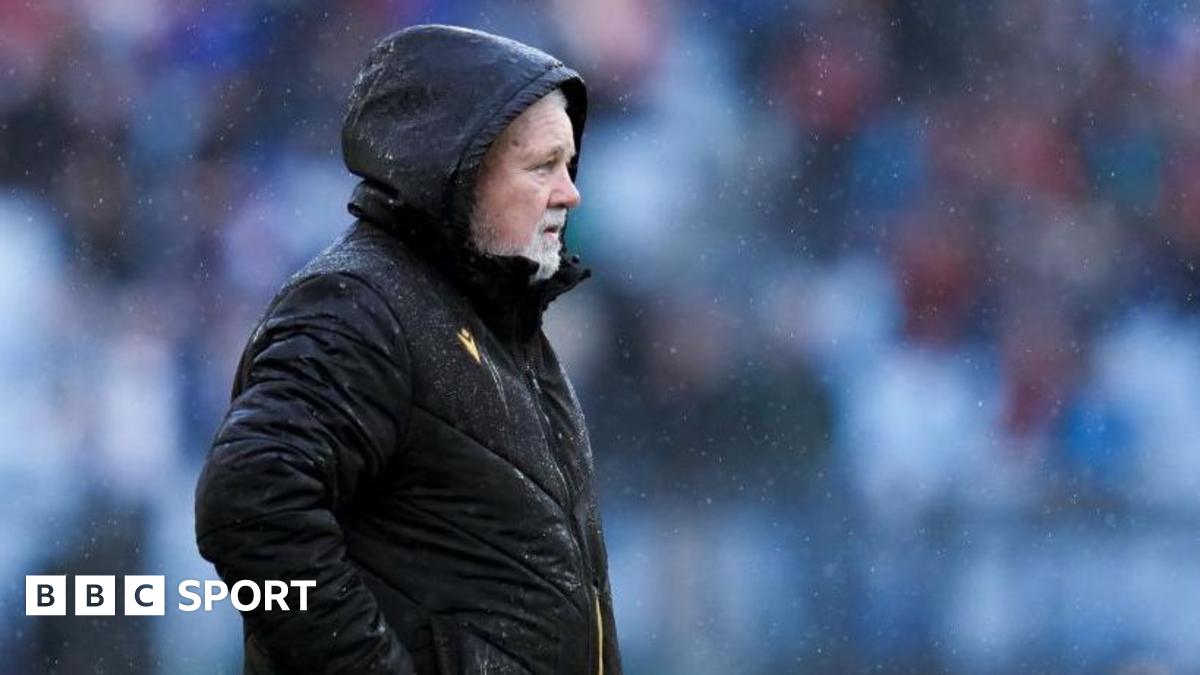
top-left (26, 576), bottom-right (316, 616)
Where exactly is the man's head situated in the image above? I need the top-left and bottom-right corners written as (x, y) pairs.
top-left (471, 89), bottom-right (581, 282)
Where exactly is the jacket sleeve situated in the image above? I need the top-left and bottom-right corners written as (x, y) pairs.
top-left (195, 272), bottom-right (414, 674)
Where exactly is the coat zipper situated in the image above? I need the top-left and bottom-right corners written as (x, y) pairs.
top-left (520, 340), bottom-right (600, 672)
top-left (524, 364), bottom-right (578, 500)
top-left (594, 584), bottom-right (604, 675)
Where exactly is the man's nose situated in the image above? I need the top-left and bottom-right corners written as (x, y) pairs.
top-left (553, 171), bottom-right (582, 209)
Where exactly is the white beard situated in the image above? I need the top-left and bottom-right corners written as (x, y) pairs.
top-left (472, 209), bottom-right (566, 282)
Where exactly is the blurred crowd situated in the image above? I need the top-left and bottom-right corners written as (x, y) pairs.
top-left (4, 0), bottom-right (1200, 672)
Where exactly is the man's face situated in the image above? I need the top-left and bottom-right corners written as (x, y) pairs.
top-left (471, 91), bottom-right (581, 281)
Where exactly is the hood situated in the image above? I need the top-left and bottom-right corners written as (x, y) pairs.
top-left (341, 24), bottom-right (590, 341)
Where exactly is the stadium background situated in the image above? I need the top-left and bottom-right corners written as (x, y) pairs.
top-left (4, 0), bottom-right (1200, 672)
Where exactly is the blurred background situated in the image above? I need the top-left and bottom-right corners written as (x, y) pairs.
top-left (4, 0), bottom-right (1200, 672)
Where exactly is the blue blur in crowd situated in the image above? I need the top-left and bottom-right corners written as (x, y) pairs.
top-left (4, 0), bottom-right (1200, 673)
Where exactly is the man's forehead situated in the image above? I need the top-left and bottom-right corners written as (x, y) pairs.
top-left (502, 96), bottom-right (575, 153)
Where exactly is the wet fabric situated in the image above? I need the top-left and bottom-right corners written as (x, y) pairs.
top-left (195, 24), bottom-right (621, 675)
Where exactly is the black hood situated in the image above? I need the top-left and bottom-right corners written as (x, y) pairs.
top-left (342, 24), bottom-right (590, 341)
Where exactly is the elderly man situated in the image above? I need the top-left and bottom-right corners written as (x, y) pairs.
top-left (195, 25), bottom-right (621, 675)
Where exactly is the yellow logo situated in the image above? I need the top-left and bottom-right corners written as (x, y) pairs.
top-left (456, 327), bottom-right (481, 364)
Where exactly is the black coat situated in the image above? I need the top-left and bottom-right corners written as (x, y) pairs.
top-left (195, 25), bottom-right (621, 675)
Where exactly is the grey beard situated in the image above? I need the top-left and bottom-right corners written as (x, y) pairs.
top-left (471, 210), bottom-right (565, 283)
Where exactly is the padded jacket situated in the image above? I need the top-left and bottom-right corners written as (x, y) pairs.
top-left (195, 24), bottom-right (621, 675)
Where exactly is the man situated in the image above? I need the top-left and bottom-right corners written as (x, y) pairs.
top-left (195, 25), bottom-right (621, 675)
